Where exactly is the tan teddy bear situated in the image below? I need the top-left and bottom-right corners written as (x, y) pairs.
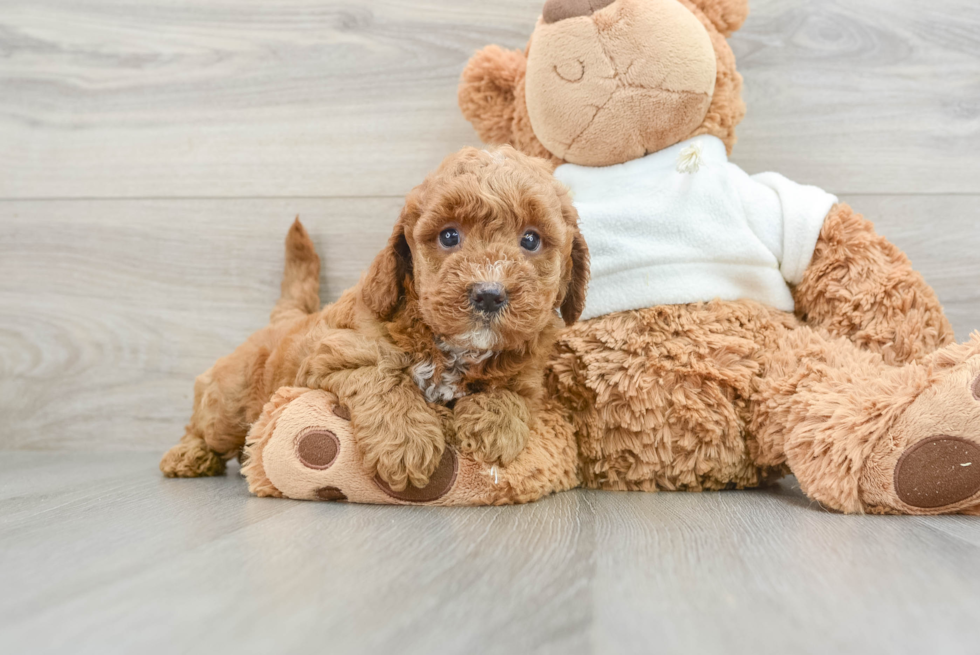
top-left (457, 0), bottom-right (980, 514)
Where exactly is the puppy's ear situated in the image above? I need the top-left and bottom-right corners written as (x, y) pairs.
top-left (558, 198), bottom-right (590, 326)
top-left (560, 232), bottom-right (590, 325)
top-left (458, 45), bottom-right (527, 146)
top-left (683, 0), bottom-right (749, 37)
top-left (361, 200), bottom-right (416, 321)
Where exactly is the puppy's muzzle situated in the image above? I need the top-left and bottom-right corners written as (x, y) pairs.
top-left (469, 282), bottom-right (508, 315)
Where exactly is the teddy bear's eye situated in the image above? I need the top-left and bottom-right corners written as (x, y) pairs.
top-left (554, 59), bottom-right (585, 83)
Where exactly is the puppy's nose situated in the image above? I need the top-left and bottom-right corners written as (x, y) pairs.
top-left (542, 0), bottom-right (616, 24)
top-left (470, 283), bottom-right (508, 314)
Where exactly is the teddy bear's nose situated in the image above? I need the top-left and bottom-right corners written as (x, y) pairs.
top-left (542, 0), bottom-right (616, 24)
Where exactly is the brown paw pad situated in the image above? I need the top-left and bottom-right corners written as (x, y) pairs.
top-left (296, 430), bottom-right (339, 470)
top-left (316, 486), bottom-right (347, 502)
top-left (332, 404), bottom-right (351, 421)
top-left (894, 436), bottom-right (980, 509)
top-left (374, 448), bottom-right (458, 503)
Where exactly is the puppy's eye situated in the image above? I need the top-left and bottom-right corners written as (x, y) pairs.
top-left (520, 230), bottom-right (542, 252)
top-left (439, 227), bottom-right (461, 249)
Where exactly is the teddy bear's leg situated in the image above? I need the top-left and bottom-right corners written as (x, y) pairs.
top-left (749, 327), bottom-right (980, 515)
top-left (547, 302), bottom-right (791, 493)
top-left (793, 203), bottom-right (955, 366)
top-left (243, 388), bottom-right (578, 505)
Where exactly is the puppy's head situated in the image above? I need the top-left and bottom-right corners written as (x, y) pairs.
top-left (361, 146), bottom-right (589, 351)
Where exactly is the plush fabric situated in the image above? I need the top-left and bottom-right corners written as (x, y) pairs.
top-left (164, 0), bottom-right (980, 515)
top-left (525, 0), bottom-right (718, 166)
top-left (791, 203), bottom-right (954, 366)
top-left (458, 0), bottom-right (980, 514)
top-left (243, 387), bottom-right (580, 506)
top-left (553, 135), bottom-right (837, 319)
top-left (458, 0), bottom-right (745, 165)
top-left (684, 0), bottom-right (749, 37)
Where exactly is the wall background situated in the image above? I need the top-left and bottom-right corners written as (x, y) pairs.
top-left (1, 0), bottom-right (978, 451)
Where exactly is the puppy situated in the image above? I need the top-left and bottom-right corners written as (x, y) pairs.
top-left (160, 146), bottom-right (589, 491)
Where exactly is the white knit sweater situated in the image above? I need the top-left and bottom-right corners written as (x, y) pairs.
top-left (554, 135), bottom-right (839, 321)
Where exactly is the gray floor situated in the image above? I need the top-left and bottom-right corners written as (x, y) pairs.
top-left (3, 452), bottom-right (980, 655)
top-left (3, 1), bottom-right (980, 653)
top-left (2, 0), bottom-right (980, 453)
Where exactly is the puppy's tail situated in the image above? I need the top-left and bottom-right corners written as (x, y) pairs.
top-left (270, 217), bottom-right (321, 324)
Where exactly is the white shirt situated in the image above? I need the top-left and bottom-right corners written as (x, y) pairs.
top-left (554, 135), bottom-right (839, 320)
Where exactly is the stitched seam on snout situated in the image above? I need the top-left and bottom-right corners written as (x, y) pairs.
top-left (560, 16), bottom-right (627, 156)
top-left (562, 88), bottom-right (618, 156)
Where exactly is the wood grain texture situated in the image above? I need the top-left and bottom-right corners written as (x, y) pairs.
top-left (0, 0), bottom-right (978, 199)
top-left (731, 0), bottom-right (980, 195)
top-left (1, 452), bottom-right (979, 654)
top-left (0, 199), bottom-right (399, 450)
top-left (2, 3), bottom-right (979, 651)
top-left (2, 195), bottom-right (978, 452)
top-left (1, 194), bottom-right (978, 451)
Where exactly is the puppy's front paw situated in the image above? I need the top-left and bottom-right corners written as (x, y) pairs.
top-left (358, 407), bottom-right (445, 492)
top-left (454, 392), bottom-right (530, 465)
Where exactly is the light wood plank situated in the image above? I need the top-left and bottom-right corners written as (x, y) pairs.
top-left (1, 195), bottom-right (978, 452)
top-left (0, 453), bottom-right (595, 655)
top-left (589, 487), bottom-right (980, 654)
top-left (732, 0), bottom-right (980, 195)
top-left (1, 0), bottom-right (978, 199)
top-left (0, 198), bottom-right (400, 451)
top-left (2, 452), bottom-right (979, 654)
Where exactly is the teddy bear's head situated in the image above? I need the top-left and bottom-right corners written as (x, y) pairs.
top-left (459, 0), bottom-right (747, 167)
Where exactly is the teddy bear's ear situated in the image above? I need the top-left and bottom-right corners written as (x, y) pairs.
top-left (458, 45), bottom-right (527, 146)
top-left (684, 0), bottom-right (749, 37)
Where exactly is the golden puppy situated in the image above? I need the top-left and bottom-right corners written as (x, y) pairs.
top-left (160, 146), bottom-right (589, 491)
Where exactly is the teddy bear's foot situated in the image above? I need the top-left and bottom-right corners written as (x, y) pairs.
top-left (892, 436), bottom-right (980, 511)
top-left (242, 388), bottom-right (503, 505)
top-left (160, 436), bottom-right (226, 478)
top-left (860, 343), bottom-right (980, 515)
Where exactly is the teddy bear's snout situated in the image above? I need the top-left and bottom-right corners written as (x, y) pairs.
top-left (542, 0), bottom-right (616, 24)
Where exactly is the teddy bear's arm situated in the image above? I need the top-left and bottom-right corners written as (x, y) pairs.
top-left (792, 203), bottom-right (954, 365)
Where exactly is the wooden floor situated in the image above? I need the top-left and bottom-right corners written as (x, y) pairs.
top-left (2, 0), bottom-right (980, 652)
top-left (2, 452), bottom-right (980, 655)
top-left (2, 0), bottom-right (980, 451)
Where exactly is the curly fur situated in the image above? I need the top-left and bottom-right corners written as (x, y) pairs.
top-left (161, 147), bottom-right (589, 493)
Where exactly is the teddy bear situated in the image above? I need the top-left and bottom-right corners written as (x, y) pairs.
top-left (241, 0), bottom-right (980, 514)
top-left (241, 386), bottom-right (580, 505)
top-left (451, 0), bottom-right (980, 515)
